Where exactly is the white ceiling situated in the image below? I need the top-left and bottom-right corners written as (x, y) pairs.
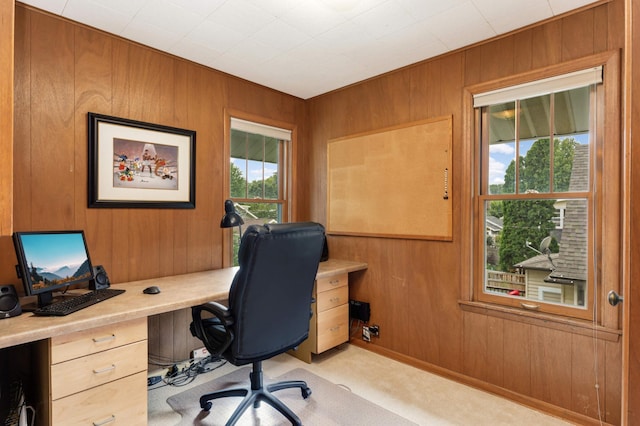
top-left (20, 0), bottom-right (598, 99)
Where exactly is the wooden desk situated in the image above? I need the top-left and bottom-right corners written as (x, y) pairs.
top-left (0, 267), bottom-right (238, 350)
top-left (0, 259), bottom-right (367, 425)
top-left (293, 259), bottom-right (368, 363)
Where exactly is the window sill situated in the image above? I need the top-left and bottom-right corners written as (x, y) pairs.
top-left (458, 300), bottom-right (621, 342)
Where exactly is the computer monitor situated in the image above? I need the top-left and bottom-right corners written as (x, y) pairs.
top-left (13, 230), bottom-right (95, 309)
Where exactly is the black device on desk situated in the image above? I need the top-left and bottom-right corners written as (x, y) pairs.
top-left (12, 230), bottom-right (124, 316)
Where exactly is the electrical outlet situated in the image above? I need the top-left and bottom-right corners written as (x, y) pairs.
top-left (362, 325), bottom-right (371, 342)
top-left (369, 324), bottom-right (380, 337)
top-left (192, 346), bottom-right (209, 359)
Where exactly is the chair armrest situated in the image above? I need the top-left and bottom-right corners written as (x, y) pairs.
top-left (196, 301), bottom-right (234, 326)
top-left (191, 302), bottom-right (235, 357)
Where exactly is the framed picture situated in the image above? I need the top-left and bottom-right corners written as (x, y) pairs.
top-left (88, 113), bottom-right (196, 208)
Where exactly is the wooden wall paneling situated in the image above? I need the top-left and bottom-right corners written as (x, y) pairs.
top-left (123, 46), bottom-right (165, 282)
top-left (561, 8), bottom-right (596, 62)
top-left (463, 47), bottom-right (483, 87)
top-left (530, 327), bottom-right (573, 409)
top-left (427, 53), bottom-right (466, 372)
top-left (593, 2), bottom-right (609, 53)
top-left (157, 211), bottom-right (175, 278)
top-left (361, 75), bottom-right (412, 130)
top-left (432, 244), bottom-right (458, 366)
top-left (328, 87), bottom-right (367, 138)
top-left (305, 100), bottom-right (329, 222)
top-left (295, 117), bottom-right (310, 221)
top-left (147, 314), bottom-right (161, 362)
top-left (0, 0), bottom-right (13, 237)
top-left (156, 59), bottom-right (179, 279)
top-left (607, 0), bottom-right (625, 50)
top-left (5, 5), bottom-right (29, 287)
top-left (109, 39), bottom-right (133, 284)
top-left (30, 12), bottom-right (75, 230)
top-left (503, 321), bottom-right (532, 395)
top-left (479, 37), bottom-right (515, 82)
top-left (570, 333), bottom-right (606, 419)
top-left (74, 28), bottom-right (114, 269)
top-left (225, 76), bottom-right (303, 129)
top-left (157, 311), bottom-right (176, 361)
top-left (173, 307), bottom-right (200, 359)
top-left (357, 239), bottom-right (409, 354)
top-left (156, 71), bottom-right (179, 277)
top-left (439, 53), bottom-right (464, 116)
top-left (185, 65), bottom-right (220, 273)
top-left (512, 30), bottom-right (534, 74)
top-left (462, 311), bottom-right (490, 381)
top-left (404, 242), bottom-right (441, 364)
top-left (485, 316), bottom-right (505, 386)
top-left (605, 339), bottom-right (622, 424)
top-left (12, 5), bottom-right (30, 233)
top-left (166, 60), bottom-right (191, 276)
top-left (407, 59), bottom-right (440, 121)
top-left (530, 20), bottom-right (563, 70)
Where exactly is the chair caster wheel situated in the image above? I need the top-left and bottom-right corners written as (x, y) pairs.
top-left (201, 401), bottom-right (212, 411)
top-left (301, 387), bottom-right (312, 399)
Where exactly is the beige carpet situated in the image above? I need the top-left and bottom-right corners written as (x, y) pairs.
top-left (167, 367), bottom-right (418, 426)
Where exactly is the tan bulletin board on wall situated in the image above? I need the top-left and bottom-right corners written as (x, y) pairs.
top-left (327, 116), bottom-right (452, 240)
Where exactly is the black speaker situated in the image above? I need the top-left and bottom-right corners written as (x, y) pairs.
top-left (0, 285), bottom-right (21, 319)
top-left (90, 265), bottom-right (111, 290)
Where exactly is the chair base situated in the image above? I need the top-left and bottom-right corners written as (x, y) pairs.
top-left (199, 361), bottom-right (312, 426)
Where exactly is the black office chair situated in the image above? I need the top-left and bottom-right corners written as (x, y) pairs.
top-left (190, 222), bottom-right (326, 425)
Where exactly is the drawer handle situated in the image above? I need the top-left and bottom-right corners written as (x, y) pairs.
top-left (329, 326), bottom-right (341, 332)
top-left (329, 279), bottom-right (340, 286)
top-left (92, 334), bottom-right (116, 343)
top-left (329, 297), bottom-right (341, 303)
top-left (93, 415), bottom-right (116, 426)
top-left (93, 364), bottom-right (116, 374)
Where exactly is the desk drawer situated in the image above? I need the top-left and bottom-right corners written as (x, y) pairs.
top-left (51, 340), bottom-right (147, 400)
top-left (52, 371), bottom-right (147, 425)
top-left (316, 304), bottom-right (349, 353)
top-left (316, 285), bottom-right (348, 312)
top-left (316, 273), bottom-right (348, 293)
top-left (51, 317), bottom-right (147, 363)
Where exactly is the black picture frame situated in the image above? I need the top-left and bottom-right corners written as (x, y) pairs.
top-left (88, 112), bottom-right (196, 209)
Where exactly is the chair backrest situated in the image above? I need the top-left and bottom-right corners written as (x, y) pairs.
top-left (227, 222), bottom-right (325, 364)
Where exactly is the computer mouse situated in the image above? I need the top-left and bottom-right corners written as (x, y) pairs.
top-left (143, 286), bottom-right (161, 294)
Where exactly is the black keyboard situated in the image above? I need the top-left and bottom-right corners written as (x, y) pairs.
top-left (34, 288), bottom-right (126, 316)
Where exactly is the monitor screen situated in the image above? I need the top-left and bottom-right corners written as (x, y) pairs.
top-left (13, 230), bottom-right (94, 307)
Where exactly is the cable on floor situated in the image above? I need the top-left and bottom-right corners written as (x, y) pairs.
top-left (147, 355), bottom-right (227, 391)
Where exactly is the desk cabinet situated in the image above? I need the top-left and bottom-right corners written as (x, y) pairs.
top-left (291, 272), bottom-right (350, 363)
top-left (38, 317), bottom-right (148, 425)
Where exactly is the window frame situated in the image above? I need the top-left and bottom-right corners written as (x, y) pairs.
top-left (222, 109), bottom-right (297, 267)
top-left (461, 51), bottom-right (621, 328)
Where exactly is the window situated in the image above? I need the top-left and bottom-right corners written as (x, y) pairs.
top-left (225, 117), bottom-right (292, 265)
top-left (473, 67), bottom-right (603, 319)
